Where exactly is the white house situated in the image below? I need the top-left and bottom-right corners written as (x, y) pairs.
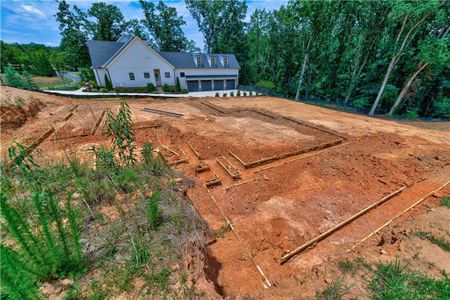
top-left (87, 35), bottom-right (240, 92)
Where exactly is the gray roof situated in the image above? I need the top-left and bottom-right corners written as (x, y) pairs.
top-left (87, 38), bottom-right (240, 69)
top-left (87, 40), bottom-right (125, 68)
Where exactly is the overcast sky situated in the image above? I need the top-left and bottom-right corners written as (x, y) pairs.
top-left (1, 0), bottom-right (286, 49)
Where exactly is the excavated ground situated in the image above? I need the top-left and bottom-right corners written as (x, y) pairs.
top-left (1, 86), bottom-right (449, 298)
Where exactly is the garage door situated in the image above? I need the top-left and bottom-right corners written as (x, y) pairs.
top-left (201, 80), bottom-right (212, 91)
top-left (187, 80), bottom-right (199, 92)
top-left (213, 80), bottom-right (224, 90)
top-left (226, 79), bottom-right (235, 90)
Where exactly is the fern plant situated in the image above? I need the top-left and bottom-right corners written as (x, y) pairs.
top-left (0, 190), bottom-right (86, 298)
top-left (105, 101), bottom-right (136, 166)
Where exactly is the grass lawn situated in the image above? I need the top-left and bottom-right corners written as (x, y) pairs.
top-left (33, 76), bottom-right (78, 90)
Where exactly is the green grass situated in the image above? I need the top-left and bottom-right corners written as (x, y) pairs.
top-left (441, 197), bottom-right (450, 208)
top-left (370, 259), bottom-right (450, 300)
top-left (315, 280), bottom-right (351, 300)
top-left (414, 231), bottom-right (450, 251)
top-left (337, 257), bottom-right (372, 275)
top-left (33, 76), bottom-right (75, 90)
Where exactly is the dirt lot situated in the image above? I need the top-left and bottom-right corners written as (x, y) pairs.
top-left (1, 86), bottom-right (449, 298)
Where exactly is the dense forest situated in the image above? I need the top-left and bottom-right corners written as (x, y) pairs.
top-left (1, 0), bottom-right (449, 118)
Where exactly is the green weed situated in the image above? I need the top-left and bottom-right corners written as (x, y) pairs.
top-left (370, 259), bottom-right (450, 299)
top-left (147, 191), bottom-right (163, 230)
top-left (441, 197), bottom-right (450, 208)
top-left (315, 279), bottom-right (350, 300)
top-left (414, 231), bottom-right (450, 251)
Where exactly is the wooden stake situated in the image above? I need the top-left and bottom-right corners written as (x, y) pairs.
top-left (280, 187), bottom-right (405, 264)
top-left (224, 178), bottom-right (256, 191)
top-left (349, 181), bottom-right (449, 252)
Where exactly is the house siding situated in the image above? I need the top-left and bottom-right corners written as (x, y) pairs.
top-left (106, 39), bottom-right (175, 88)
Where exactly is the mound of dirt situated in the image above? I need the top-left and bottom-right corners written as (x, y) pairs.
top-left (1, 96), bottom-right (46, 129)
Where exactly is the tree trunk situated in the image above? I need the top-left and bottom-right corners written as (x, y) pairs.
top-left (295, 53), bottom-right (308, 101)
top-left (388, 62), bottom-right (428, 115)
top-left (344, 82), bottom-right (355, 104)
top-left (368, 56), bottom-right (397, 115)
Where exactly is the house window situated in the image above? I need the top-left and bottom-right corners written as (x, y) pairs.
top-left (144, 72), bottom-right (150, 78)
top-left (196, 55), bottom-right (201, 66)
top-left (180, 72), bottom-right (185, 77)
top-left (223, 56), bottom-right (229, 67)
top-left (210, 56), bottom-right (216, 67)
top-left (129, 73), bottom-right (135, 80)
top-left (165, 72), bottom-right (171, 78)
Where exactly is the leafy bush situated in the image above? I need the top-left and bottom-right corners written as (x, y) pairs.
top-left (79, 68), bottom-right (95, 83)
top-left (237, 90), bottom-right (241, 96)
top-left (90, 145), bottom-right (117, 171)
top-left (255, 80), bottom-right (275, 89)
top-left (405, 109), bottom-right (419, 119)
top-left (230, 91), bottom-right (234, 97)
top-left (100, 88), bottom-right (109, 93)
top-left (223, 93), bottom-right (227, 97)
top-left (162, 84), bottom-right (171, 93)
top-left (215, 92), bottom-right (219, 97)
top-left (351, 97), bottom-right (370, 108)
top-left (441, 197), bottom-right (450, 208)
top-left (243, 92), bottom-right (247, 96)
top-left (147, 82), bottom-right (156, 92)
top-left (432, 97), bottom-right (450, 119)
top-left (180, 88), bottom-right (188, 94)
top-left (105, 101), bottom-right (136, 166)
top-left (249, 91), bottom-right (253, 96)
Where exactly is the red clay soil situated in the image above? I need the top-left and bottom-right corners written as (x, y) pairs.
top-left (1, 86), bottom-right (449, 298)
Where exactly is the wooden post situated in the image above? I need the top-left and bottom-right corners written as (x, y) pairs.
top-left (280, 187), bottom-right (405, 264)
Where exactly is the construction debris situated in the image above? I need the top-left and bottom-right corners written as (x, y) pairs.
top-left (205, 174), bottom-right (221, 187)
top-left (216, 156), bottom-right (241, 179)
top-left (194, 163), bottom-right (210, 173)
top-left (143, 107), bottom-right (184, 118)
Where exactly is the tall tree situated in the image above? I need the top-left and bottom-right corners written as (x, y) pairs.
top-left (55, 0), bottom-right (90, 68)
top-left (368, 0), bottom-right (439, 115)
top-left (139, 0), bottom-right (193, 52)
top-left (86, 2), bottom-right (128, 41)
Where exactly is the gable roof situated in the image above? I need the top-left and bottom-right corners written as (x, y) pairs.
top-left (87, 40), bottom-right (124, 68)
top-left (87, 36), bottom-right (240, 69)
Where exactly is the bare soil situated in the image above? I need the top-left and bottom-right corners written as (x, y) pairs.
top-left (1, 86), bottom-right (449, 298)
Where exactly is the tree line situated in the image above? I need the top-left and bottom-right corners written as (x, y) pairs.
top-left (1, 0), bottom-right (449, 118)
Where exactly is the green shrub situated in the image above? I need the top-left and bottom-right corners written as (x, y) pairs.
top-left (432, 97), bottom-right (450, 119)
top-left (2, 64), bottom-right (37, 90)
top-left (405, 109), bottom-right (419, 119)
top-left (237, 90), bottom-right (241, 96)
top-left (243, 92), bottom-right (247, 96)
top-left (255, 80), bottom-right (275, 89)
top-left (223, 93), bottom-right (227, 97)
top-left (147, 191), bottom-right (162, 230)
top-left (175, 77), bottom-right (181, 92)
top-left (230, 91), bottom-right (234, 97)
top-left (90, 145), bottom-right (117, 171)
top-left (441, 197), bottom-right (450, 208)
top-left (162, 84), bottom-right (170, 93)
top-left (351, 97), bottom-right (370, 108)
top-left (79, 68), bottom-right (95, 83)
top-left (100, 88), bottom-right (109, 93)
top-left (180, 88), bottom-right (188, 94)
top-left (105, 101), bottom-right (136, 166)
top-left (104, 74), bottom-right (113, 90)
top-left (249, 91), bottom-right (253, 96)
top-left (147, 82), bottom-right (156, 92)
top-left (215, 92), bottom-right (219, 97)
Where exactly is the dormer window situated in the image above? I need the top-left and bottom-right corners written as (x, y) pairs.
top-left (223, 56), bottom-right (229, 67)
top-left (196, 55), bottom-right (202, 67)
top-left (210, 56), bottom-right (217, 67)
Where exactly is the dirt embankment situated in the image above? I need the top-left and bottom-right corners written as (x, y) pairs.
top-left (1, 90), bottom-right (46, 129)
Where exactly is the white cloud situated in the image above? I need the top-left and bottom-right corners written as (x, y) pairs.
top-left (21, 4), bottom-right (47, 19)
